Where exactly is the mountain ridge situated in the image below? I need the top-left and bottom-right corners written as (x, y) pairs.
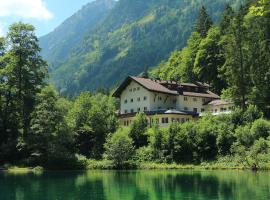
top-left (40, 0), bottom-right (245, 96)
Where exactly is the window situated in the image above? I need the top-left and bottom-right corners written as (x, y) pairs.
top-left (124, 121), bottom-right (126, 126)
top-left (124, 99), bottom-right (127, 104)
top-left (171, 118), bottom-right (175, 122)
top-left (124, 110), bottom-right (128, 114)
top-left (184, 97), bottom-right (188, 101)
top-left (173, 99), bottom-right (177, 103)
top-left (184, 107), bottom-right (188, 111)
top-left (137, 97), bottom-right (141, 102)
top-left (137, 108), bottom-right (141, 112)
top-left (129, 89), bottom-right (132, 92)
top-left (137, 87), bottom-right (140, 90)
top-left (158, 107), bottom-right (162, 110)
top-left (131, 109), bottom-right (134, 113)
top-left (215, 109), bottom-right (218, 113)
top-left (193, 108), bottom-right (198, 113)
top-left (201, 108), bottom-right (205, 112)
top-left (162, 118), bottom-right (169, 124)
top-left (144, 96), bottom-right (147, 101)
top-left (156, 118), bottom-right (159, 124)
top-left (133, 88), bottom-right (136, 92)
top-left (158, 96), bottom-right (162, 101)
top-left (193, 98), bottom-right (197, 102)
top-left (144, 107), bottom-right (148, 111)
top-left (130, 98), bottom-right (133, 103)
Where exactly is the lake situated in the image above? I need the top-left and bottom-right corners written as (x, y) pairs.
top-left (0, 170), bottom-right (270, 200)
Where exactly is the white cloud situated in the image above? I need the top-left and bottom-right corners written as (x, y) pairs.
top-left (0, 0), bottom-right (53, 20)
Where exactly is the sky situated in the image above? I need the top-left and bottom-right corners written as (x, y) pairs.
top-left (0, 0), bottom-right (94, 37)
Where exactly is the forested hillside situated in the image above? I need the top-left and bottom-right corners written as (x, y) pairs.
top-left (40, 0), bottom-right (244, 96)
top-left (39, 0), bottom-right (116, 70)
top-left (152, 0), bottom-right (270, 116)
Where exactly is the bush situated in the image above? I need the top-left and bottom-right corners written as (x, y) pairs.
top-left (129, 112), bottom-right (148, 148)
top-left (104, 129), bottom-right (135, 168)
top-left (251, 119), bottom-right (270, 140)
top-left (134, 146), bottom-right (153, 163)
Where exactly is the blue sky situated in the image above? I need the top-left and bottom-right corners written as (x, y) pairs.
top-left (0, 0), bottom-right (94, 37)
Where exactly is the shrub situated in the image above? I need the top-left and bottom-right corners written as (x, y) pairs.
top-left (129, 112), bottom-right (148, 148)
top-left (104, 129), bottom-right (135, 168)
top-left (250, 119), bottom-right (270, 140)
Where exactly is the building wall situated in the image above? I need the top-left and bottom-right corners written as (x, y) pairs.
top-left (119, 114), bottom-right (194, 128)
top-left (120, 81), bottom-right (151, 114)
top-left (149, 92), bottom-right (177, 111)
top-left (177, 96), bottom-right (211, 113)
top-left (204, 103), bottom-right (235, 114)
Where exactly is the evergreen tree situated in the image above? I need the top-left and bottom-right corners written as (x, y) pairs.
top-left (247, 6), bottom-right (270, 116)
top-left (220, 5), bottom-right (235, 34)
top-left (0, 23), bottom-right (47, 161)
top-left (223, 7), bottom-right (251, 110)
top-left (195, 6), bottom-right (213, 38)
top-left (194, 27), bottom-right (227, 94)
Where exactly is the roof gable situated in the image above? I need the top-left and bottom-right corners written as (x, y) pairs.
top-left (112, 76), bottom-right (178, 97)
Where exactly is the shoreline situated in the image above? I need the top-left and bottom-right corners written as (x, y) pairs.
top-left (1, 163), bottom-right (267, 172)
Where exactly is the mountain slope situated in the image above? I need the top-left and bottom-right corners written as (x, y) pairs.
top-left (41, 0), bottom-right (244, 96)
top-left (39, 0), bottom-right (116, 69)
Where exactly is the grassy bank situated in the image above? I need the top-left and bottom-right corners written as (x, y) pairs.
top-left (84, 159), bottom-right (270, 170)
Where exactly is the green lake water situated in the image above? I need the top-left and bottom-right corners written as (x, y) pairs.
top-left (0, 170), bottom-right (270, 200)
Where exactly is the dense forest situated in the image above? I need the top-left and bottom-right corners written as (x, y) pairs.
top-left (1, 0), bottom-right (270, 169)
top-left (40, 0), bottom-right (244, 96)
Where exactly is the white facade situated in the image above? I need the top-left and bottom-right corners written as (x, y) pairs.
top-left (120, 80), bottom-right (215, 114)
top-left (120, 81), bottom-right (151, 114)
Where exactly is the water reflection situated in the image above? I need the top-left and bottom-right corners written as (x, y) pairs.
top-left (0, 170), bottom-right (269, 200)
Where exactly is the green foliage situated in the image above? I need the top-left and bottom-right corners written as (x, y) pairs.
top-left (194, 26), bottom-right (226, 93)
top-left (156, 1), bottom-right (270, 117)
top-left (129, 112), bottom-right (148, 148)
top-left (104, 128), bottom-right (135, 167)
top-left (41, 0), bottom-right (242, 96)
top-left (67, 92), bottom-right (118, 159)
top-left (149, 124), bottom-right (165, 162)
top-left (0, 22), bottom-right (47, 162)
top-left (28, 86), bottom-right (75, 168)
top-left (195, 6), bottom-right (213, 38)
